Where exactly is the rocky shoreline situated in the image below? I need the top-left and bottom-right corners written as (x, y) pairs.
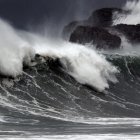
top-left (63, 8), bottom-right (140, 49)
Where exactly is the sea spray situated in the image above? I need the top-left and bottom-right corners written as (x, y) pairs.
top-left (113, 0), bottom-right (140, 25)
top-left (0, 18), bottom-right (119, 91)
top-left (27, 35), bottom-right (119, 91)
top-left (0, 19), bottom-right (35, 77)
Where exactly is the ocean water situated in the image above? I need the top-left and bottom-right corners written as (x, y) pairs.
top-left (0, 0), bottom-right (140, 139)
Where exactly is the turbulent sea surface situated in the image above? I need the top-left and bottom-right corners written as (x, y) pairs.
top-left (0, 53), bottom-right (140, 140)
top-left (1, 1), bottom-right (140, 140)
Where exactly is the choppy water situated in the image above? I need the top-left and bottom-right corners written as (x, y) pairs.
top-left (0, 0), bottom-right (140, 138)
top-left (0, 55), bottom-right (140, 139)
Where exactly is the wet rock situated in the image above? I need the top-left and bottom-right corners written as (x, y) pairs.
top-left (70, 26), bottom-right (121, 49)
top-left (62, 8), bottom-right (123, 39)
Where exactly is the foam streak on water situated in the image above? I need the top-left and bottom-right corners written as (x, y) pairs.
top-left (1, 134), bottom-right (140, 140)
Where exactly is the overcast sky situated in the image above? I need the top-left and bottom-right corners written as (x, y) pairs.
top-left (0, 0), bottom-right (127, 34)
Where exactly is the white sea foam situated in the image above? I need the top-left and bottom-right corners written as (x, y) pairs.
top-left (24, 34), bottom-right (119, 92)
top-left (114, 0), bottom-right (140, 25)
top-left (1, 134), bottom-right (140, 140)
top-left (0, 18), bottom-right (118, 91)
top-left (100, 35), bottom-right (140, 56)
top-left (0, 19), bottom-right (35, 77)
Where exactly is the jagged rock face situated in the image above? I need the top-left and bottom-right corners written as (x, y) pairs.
top-left (70, 26), bottom-right (121, 49)
top-left (114, 24), bottom-right (140, 44)
top-left (88, 8), bottom-right (122, 27)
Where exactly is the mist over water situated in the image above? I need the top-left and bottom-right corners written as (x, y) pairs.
top-left (32, 36), bottom-right (118, 91)
top-left (114, 0), bottom-right (140, 25)
top-left (0, 18), bottom-right (118, 91)
top-left (112, 0), bottom-right (140, 56)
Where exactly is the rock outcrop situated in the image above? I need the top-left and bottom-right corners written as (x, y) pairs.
top-left (63, 7), bottom-right (140, 49)
top-left (70, 26), bottom-right (121, 49)
top-left (62, 8), bottom-right (123, 49)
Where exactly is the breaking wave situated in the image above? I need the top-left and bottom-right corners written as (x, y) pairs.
top-left (0, 19), bottom-right (118, 91)
top-left (0, 3), bottom-right (140, 137)
top-left (0, 19), bottom-right (35, 77)
top-left (0, 0), bottom-right (140, 138)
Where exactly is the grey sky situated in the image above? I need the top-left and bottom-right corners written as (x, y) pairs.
top-left (0, 0), bottom-right (127, 34)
